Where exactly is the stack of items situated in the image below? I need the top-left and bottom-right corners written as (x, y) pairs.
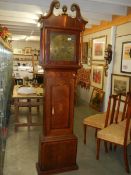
top-left (76, 67), bottom-right (91, 89)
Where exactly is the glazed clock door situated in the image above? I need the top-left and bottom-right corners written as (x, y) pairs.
top-left (44, 71), bottom-right (75, 136)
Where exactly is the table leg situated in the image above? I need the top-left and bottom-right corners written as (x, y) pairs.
top-left (37, 99), bottom-right (40, 114)
top-left (27, 99), bottom-right (32, 131)
top-left (14, 99), bottom-right (19, 132)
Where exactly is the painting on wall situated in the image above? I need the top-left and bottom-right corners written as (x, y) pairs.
top-left (92, 36), bottom-right (106, 61)
top-left (121, 41), bottom-right (131, 73)
top-left (89, 87), bottom-right (104, 111)
top-left (111, 74), bottom-right (130, 95)
top-left (91, 64), bottom-right (104, 89)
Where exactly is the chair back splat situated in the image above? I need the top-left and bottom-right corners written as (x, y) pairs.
top-left (114, 94), bottom-right (121, 123)
top-left (105, 93), bottom-right (130, 127)
top-left (122, 92), bottom-right (130, 120)
top-left (104, 94), bottom-right (118, 127)
top-left (124, 93), bottom-right (131, 146)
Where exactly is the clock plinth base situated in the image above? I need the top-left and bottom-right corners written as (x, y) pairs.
top-left (36, 135), bottom-right (78, 175)
top-left (36, 163), bottom-right (78, 175)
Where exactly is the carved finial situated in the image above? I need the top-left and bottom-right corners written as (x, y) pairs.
top-left (39, 0), bottom-right (60, 22)
top-left (71, 3), bottom-right (87, 25)
top-left (71, 4), bottom-right (81, 18)
top-left (47, 0), bottom-right (60, 16)
top-left (39, 0), bottom-right (88, 26)
top-left (62, 5), bottom-right (68, 15)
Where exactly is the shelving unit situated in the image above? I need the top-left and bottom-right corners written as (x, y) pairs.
top-left (0, 38), bottom-right (13, 175)
top-left (13, 53), bottom-right (39, 81)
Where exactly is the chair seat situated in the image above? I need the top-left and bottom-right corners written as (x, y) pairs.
top-left (83, 113), bottom-right (106, 129)
top-left (97, 120), bottom-right (131, 145)
top-left (83, 111), bottom-right (123, 129)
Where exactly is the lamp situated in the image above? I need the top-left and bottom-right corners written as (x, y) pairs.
top-left (104, 44), bottom-right (112, 76)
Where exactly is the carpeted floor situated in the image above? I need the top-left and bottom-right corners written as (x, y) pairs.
top-left (3, 100), bottom-right (131, 175)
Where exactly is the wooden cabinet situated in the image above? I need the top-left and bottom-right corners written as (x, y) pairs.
top-left (36, 1), bottom-right (87, 174)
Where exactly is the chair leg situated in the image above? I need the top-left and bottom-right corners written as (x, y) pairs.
top-left (109, 143), bottom-right (112, 151)
top-left (114, 144), bottom-right (117, 151)
top-left (37, 99), bottom-right (40, 114)
top-left (96, 138), bottom-right (101, 160)
top-left (84, 124), bottom-right (87, 144)
top-left (95, 129), bottom-right (98, 138)
top-left (104, 141), bottom-right (108, 153)
top-left (123, 146), bottom-right (130, 173)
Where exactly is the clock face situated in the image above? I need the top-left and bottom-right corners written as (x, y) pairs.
top-left (50, 32), bottom-right (76, 62)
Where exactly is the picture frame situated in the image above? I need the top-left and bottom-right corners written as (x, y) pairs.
top-left (82, 42), bottom-right (88, 64)
top-left (121, 41), bottom-right (131, 73)
top-left (91, 64), bottom-right (104, 89)
top-left (111, 74), bottom-right (131, 95)
top-left (92, 36), bottom-right (106, 61)
top-left (89, 87), bottom-right (104, 111)
top-left (24, 47), bottom-right (32, 55)
top-left (13, 48), bottom-right (23, 55)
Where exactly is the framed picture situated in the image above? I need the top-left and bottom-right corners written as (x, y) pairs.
top-left (121, 41), bottom-right (131, 73)
top-left (82, 42), bottom-right (88, 64)
top-left (111, 74), bottom-right (131, 95)
top-left (91, 64), bottom-right (104, 89)
top-left (24, 47), bottom-right (32, 55)
top-left (92, 36), bottom-right (106, 61)
top-left (13, 48), bottom-right (23, 55)
top-left (89, 87), bottom-right (104, 111)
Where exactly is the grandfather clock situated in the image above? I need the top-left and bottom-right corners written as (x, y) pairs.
top-left (36, 1), bottom-right (87, 174)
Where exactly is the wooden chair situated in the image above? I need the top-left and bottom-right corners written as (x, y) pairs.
top-left (96, 92), bottom-right (131, 173)
top-left (83, 93), bottom-right (128, 144)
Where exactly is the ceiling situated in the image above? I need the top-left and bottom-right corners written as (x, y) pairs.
top-left (0, 0), bottom-right (131, 41)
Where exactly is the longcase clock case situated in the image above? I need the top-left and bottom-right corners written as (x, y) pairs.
top-left (36, 1), bottom-right (87, 174)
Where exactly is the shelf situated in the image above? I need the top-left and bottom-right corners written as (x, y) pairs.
top-left (13, 60), bottom-right (38, 61)
top-left (13, 50), bottom-right (39, 80)
top-left (14, 54), bottom-right (38, 56)
top-left (14, 54), bottom-right (33, 56)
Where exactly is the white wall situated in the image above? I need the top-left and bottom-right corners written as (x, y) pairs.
top-left (80, 22), bottom-right (131, 111)
top-left (114, 22), bottom-right (131, 76)
top-left (81, 28), bottom-right (111, 106)
top-left (12, 40), bottom-right (40, 50)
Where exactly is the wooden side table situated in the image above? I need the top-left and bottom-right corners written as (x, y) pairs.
top-left (12, 85), bottom-right (44, 131)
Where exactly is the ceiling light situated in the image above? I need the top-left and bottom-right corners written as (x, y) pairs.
top-left (25, 37), bottom-right (29, 41)
top-left (30, 30), bottom-right (34, 35)
top-left (11, 35), bottom-right (27, 41)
